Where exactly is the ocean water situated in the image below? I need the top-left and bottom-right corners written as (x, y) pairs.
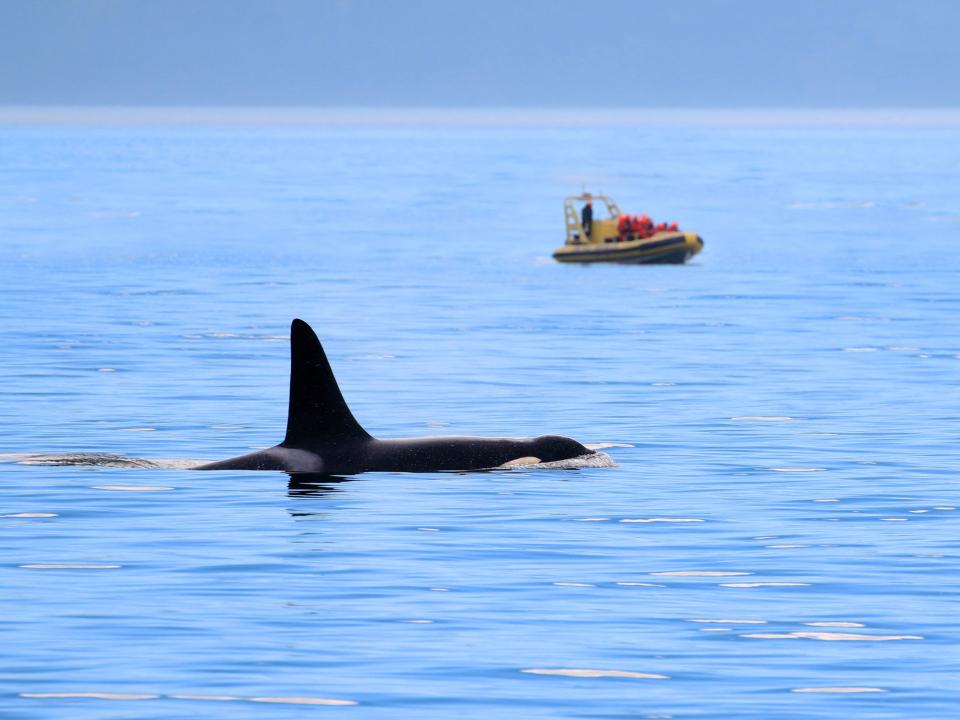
top-left (1, 112), bottom-right (958, 718)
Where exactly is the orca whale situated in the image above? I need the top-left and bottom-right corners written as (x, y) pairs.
top-left (195, 319), bottom-right (594, 474)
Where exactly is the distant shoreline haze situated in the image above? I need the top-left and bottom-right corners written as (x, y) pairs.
top-left (1, 0), bottom-right (959, 108)
top-left (2, 107), bottom-right (960, 128)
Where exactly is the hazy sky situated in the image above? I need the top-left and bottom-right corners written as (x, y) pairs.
top-left (2, 0), bottom-right (958, 107)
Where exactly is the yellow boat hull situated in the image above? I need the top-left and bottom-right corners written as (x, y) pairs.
top-left (553, 231), bottom-right (704, 264)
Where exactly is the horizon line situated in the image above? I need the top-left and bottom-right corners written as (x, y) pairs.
top-left (2, 106), bottom-right (960, 128)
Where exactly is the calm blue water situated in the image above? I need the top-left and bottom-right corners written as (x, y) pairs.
top-left (1, 116), bottom-right (959, 718)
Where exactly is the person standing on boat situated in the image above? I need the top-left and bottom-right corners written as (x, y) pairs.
top-left (581, 197), bottom-right (593, 239)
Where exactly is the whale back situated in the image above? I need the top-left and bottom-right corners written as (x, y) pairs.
top-left (282, 319), bottom-right (372, 448)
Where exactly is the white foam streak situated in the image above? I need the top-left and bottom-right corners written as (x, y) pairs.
top-left (653, 571), bottom-right (750, 577)
top-left (722, 582), bottom-right (809, 588)
top-left (620, 518), bottom-right (704, 524)
top-left (523, 668), bottom-right (668, 680)
top-left (792, 687), bottom-right (886, 693)
top-left (743, 631), bottom-right (921, 641)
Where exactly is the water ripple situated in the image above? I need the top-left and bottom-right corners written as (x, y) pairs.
top-left (742, 631), bottom-right (922, 641)
top-left (523, 668), bottom-right (668, 680)
top-left (791, 687), bottom-right (886, 694)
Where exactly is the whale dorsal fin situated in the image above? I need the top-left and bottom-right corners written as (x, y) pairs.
top-left (281, 319), bottom-right (371, 447)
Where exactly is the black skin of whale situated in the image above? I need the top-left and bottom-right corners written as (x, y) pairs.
top-left (195, 319), bottom-right (593, 474)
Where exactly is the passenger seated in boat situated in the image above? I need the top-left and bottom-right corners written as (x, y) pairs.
top-left (617, 212), bottom-right (674, 240)
top-left (631, 214), bottom-right (649, 238)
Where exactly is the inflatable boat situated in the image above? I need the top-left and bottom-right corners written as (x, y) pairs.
top-left (553, 193), bottom-right (703, 264)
